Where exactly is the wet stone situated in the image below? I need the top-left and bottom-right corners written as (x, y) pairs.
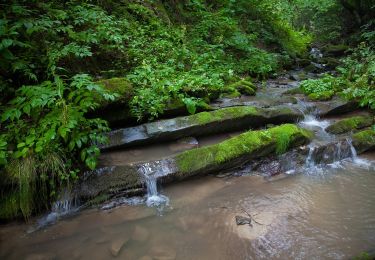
top-left (25, 253), bottom-right (56, 260)
top-left (168, 137), bottom-right (199, 152)
top-left (138, 256), bottom-right (152, 260)
top-left (150, 246), bottom-right (177, 260)
top-left (257, 160), bottom-right (282, 176)
top-left (109, 237), bottom-right (129, 257)
top-left (235, 216), bottom-right (252, 226)
top-left (131, 225), bottom-right (150, 242)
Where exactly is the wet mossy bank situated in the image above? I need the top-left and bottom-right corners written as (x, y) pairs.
top-left (326, 116), bottom-right (374, 135)
top-left (100, 106), bottom-right (304, 150)
top-left (77, 124), bottom-right (312, 201)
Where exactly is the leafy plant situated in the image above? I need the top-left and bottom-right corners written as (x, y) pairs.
top-left (0, 74), bottom-right (116, 219)
top-left (300, 74), bottom-right (344, 95)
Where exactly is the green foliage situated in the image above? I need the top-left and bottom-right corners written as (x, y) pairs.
top-left (308, 90), bottom-right (335, 101)
top-left (0, 0), bottom-right (315, 220)
top-left (1, 74), bottom-right (115, 169)
top-left (300, 74), bottom-right (345, 95)
top-left (340, 43), bottom-right (375, 108)
top-left (0, 74), bottom-right (116, 219)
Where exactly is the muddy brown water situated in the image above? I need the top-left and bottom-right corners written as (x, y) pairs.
top-left (1, 157), bottom-right (375, 260)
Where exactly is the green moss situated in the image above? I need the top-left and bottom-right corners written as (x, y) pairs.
top-left (283, 88), bottom-right (305, 95)
top-left (226, 80), bottom-right (257, 96)
top-left (323, 44), bottom-right (348, 56)
top-left (308, 90), bottom-right (334, 101)
top-left (191, 106), bottom-right (259, 125)
top-left (352, 129), bottom-right (375, 153)
top-left (175, 124), bottom-right (312, 174)
top-left (353, 251), bottom-right (375, 260)
top-left (221, 89), bottom-right (242, 98)
top-left (326, 116), bottom-right (374, 134)
top-left (321, 57), bottom-right (340, 69)
top-left (96, 77), bottom-right (133, 105)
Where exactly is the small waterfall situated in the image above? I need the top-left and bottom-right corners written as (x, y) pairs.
top-left (29, 189), bottom-right (79, 233)
top-left (138, 160), bottom-right (173, 208)
top-left (346, 137), bottom-right (358, 161)
top-left (310, 48), bottom-right (323, 60)
top-left (305, 145), bottom-right (316, 168)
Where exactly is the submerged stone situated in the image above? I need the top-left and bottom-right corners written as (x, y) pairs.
top-left (109, 237), bottom-right (129, 257)
top-left (131, 225), bottom-right (150, 242)
top-left (101, 106), bottom-right (304, 150)
top-left (326, 116), bottom-right (374, 135)
top-left (235, 216), bottom-right (252, 226)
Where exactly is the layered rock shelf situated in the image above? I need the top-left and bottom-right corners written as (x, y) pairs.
top-left (100, 106), bottom-right (304, 150)
top-left (79, 124), bottom-right (312, 200)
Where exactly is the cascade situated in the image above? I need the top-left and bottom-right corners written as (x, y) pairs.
top-left (138, 161), bottom-right (171, 208)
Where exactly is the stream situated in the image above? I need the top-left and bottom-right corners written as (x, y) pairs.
top-left (1, 71), bottom-right (375, 259)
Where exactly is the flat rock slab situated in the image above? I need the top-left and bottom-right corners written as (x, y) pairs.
top-left (79, 124), bottom-right (311, 201)
top-left (101, 106), bottom-right (303, 150)
top-left (313, 96), bottom-right (358, 117)
top-left (326, 115), bottom-right (374, 135)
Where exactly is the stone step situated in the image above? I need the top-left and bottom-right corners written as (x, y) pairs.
top-left (100, 106), bottom-right (304, 150)
top-left (78, 124), bottom-right (312, 201)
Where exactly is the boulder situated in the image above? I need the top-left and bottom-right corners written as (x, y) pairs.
top-left (226, 79), bottom-right (257, 96)
top-left (96, 77), bottom-right (133, 107)
top-left (326, 116), bottom-right (374, 135)
top-left (314, 96), bottom-right (358, 117)
top-left (322, 44), bottom-right (349, 57)
top-left (101, 106), bottom-right (304, 150)
top-left (352, 130), bottom-right (375, 154)
top-left (76, 166), bottom-right (144, 200)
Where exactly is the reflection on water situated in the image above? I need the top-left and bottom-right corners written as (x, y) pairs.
top-left (1, 158), bottom-right (375, 260)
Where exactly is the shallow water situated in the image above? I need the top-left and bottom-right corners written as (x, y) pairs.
top-left (1, 158), bottom-right (375, 260)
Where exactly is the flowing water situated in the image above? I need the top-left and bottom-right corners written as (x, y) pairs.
top-left (2, 76), bottom-right (375, 259)
top-left (1, 159), bottom-right (375, 259)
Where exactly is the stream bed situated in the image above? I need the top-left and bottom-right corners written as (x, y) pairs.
top-left (1, 157), bottom-right (375, 259)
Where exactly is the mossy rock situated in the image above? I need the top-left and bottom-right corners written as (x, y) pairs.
top-left (102, 106), bottom-right (304, 150)
top-left (221, 89), bottom-right (242, 98)
top-left (283, 88), bottom-right (305, 95)
top-left (290, 71), bottom-right (307, 81)
top-left (326, 116), bottom-right (374, 135)
top-left (175, 124), bottom-right (312, 177)
top-left (352, 129), bottom-right (375, 154)
top-left (226, 80), bottom-right (257, 96)
top-left (321, 57), bottom-right (341, 69)
top-left (296, 58), bottom-right (311, 67)
top-left (76, 165), bottom-right (143, 200)
top-left (96, 77), bottom-right (133, 106)
top-left (308, 90), bottom-right (334, 101)
top-left (322, 44), bottom-right (349, 57)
